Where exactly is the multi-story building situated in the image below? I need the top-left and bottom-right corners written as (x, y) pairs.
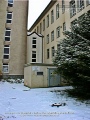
top-left (0, 0), bottom-right (28, 78)
top-left (24, 0), bottom-right (90, 88)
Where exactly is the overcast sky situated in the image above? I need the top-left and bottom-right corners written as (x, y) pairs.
top-left (28, 0), bottom-right (51, 29)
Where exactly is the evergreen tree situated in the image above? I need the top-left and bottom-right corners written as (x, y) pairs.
top-left (53, 13), bottom-right (90, 94)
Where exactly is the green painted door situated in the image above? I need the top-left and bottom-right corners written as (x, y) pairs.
top-left (48, 68), bottom-right (60, 87)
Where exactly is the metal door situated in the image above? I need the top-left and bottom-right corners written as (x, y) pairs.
top-left (48, 68), bottom-right (60, 87)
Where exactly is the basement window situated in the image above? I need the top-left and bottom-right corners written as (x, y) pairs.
top-left (37, 72), bottom-right (43, 75)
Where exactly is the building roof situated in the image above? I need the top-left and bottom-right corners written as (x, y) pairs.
top-left (27, 31), bottom-right (44, 37)
top-left (29, 0), bottom-right (57, 31)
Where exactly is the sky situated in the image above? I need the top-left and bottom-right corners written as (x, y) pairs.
top-left (28, 0), bottom-right (51, 29)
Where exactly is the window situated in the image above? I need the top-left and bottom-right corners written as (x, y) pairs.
top-left (46, 34), bottom-right (49, 44)
top-left (37, 72), bottom-right (43, 75)
top-left (5, 37), bottom-right (10, 41)
top-left (56, 4), bottom-right (59, 19)
top-left (37, 26), bottom-right (39, 33)
top-left (87, 10), bottom-right (90, 15)
top-left (77, 0), bottom-right (84, 12)
top-left (51, 31), bottom-right (54, 41)
top-left (63, 22), bottom-right (66, 31)
top-left (32, 51), bottom-right (36, 62)
top-left (3, 63), bottom-right (9, 73)
top-left (40, 23), bottom-right (42, 33)
top-left (3, 45), bottom-right (10, 59)
top-left (34, 29), bottom-right (36, 32)
top-left (51, 46), bottom-right (55, 57)
top-left (5, 28), bottom-right (11, 36)
top-left (8, 0), bottom-right (13, 7)
top-left (6, 12), bottom-right (12, 23)
top-left (71, 19), bottom-right (77, 31)
top-left (70, 0), bottom-right (76, 17)
top-left (62, 0), bottom-right (65, 13)
top-left (86, 0), bottom-right (90, 6)
top-left (5, 28), bottom-right (11, 41)
top-left (43, 19), bottom-right (45, 31)
top-left (47, 15), bottom-right (49, 27)
top-left (56, 26), bottom-right (60, 38)
top-left (78, 14), bottom-right (85, 26)
top-left (32, 37), bottom-right (36, 48)
top-left (57, 44), bottom-right (60, 51)
top-left (47, 49), bottom-right (49, 59)
top-left (51, 10), bottom-right (54, 23)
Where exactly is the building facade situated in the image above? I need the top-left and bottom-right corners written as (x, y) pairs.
top-left (24, 0), bottom-right (90, 88)
top-left (0, 0), bottom-right (28, 78)
top-left (29, 0), bottom-right (90, 64)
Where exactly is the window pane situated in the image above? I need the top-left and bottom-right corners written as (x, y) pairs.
top-left (56, 26), bottom-right (60, 38)
top-left (5, 31), bottom-right (11, 36)
top-left (3, 66), bottom-right (8, 72)
top-left (6, 19), bottom-right (12, 23)
top-left (47, 49), bottom-right (49, 59)
top-left (8, 0), bottom-right (13, 3)
top-left (3, 55), bottom-right (9, 59)
top-left (57, 44), bottom-right (60, 51)
top-left (4, 45), bottom-right (9, 47)
top-left (7, 13), bottom-right (12, 19)
top-left (63, 22), bottom-right (66, 31)
top-left (51, 31), bottom-right (54, 41)
top-left (32, 45), bottom-right (36, 48)
top-left (56, 4), bottom-right (59, 19)
top-left (8, 3), bottom-right (13, 7)
top-left (32, 59), bottom-right (36, 62)
top-left (32, 40), bottom-right (36, 44)
top-left (51, 10), bottom-right (54, 23)
top-left (47, 15), bottom-right (49, 27)
top-left (70, 0), bottom-right (76, 17)
top-left (52, 46), bottom-right (55, 57)
top-left (4, 48), bottom-right (9, 54)
top-left (5, 37), bottom-right (10, 41)
top-left (37, 72), bottom-right (43, 75)
top-left (47, 34), bottom-right (49, 44)
top-left (43, 19), bottom-right (45, 31)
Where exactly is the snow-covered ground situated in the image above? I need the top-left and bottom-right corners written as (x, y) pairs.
top-left (0, 81), bottom-right (90, 120)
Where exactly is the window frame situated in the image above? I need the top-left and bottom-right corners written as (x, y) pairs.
top-left (62, 0), bottom-right (65, 13)
top-left (70, 0), bottom-right (76, 18)
top-left (56, 4), bottom-right (59, 19)
top-left (56, 26), bottom-right (60, 38)
top-left (51, 46), bottom-right (55, 57)
top-left (40, 22), bottom-right (42, 34)
top-left (63, 22), bottom-right (66, 31)
top-left (43, 19), bottom-right (45, 31)
top-left (3, 63), bottom-right (9, 73)
top-left (77, 0), bottom-right (84, 12)
top-left (5, 28), bottom-right (11, 41)
top-left (32, 51), bottom-right (36, 62)
top-left (8, 0), bottom-right (13, 7)
top-left (3, 45), bottom-right (10, 59)
top-left (51, 10), bottom-right (54, 24)
top-left (57, 44), bottom-right (60, 51)
top-left (86, 0), bottom-right (90, 6)
top-left (37, 72), bottom-right (43, 75)
top-left (46, 34), bottom-right (49, 44)
top-left (47, 15), bottom-right (49, 28)
top-left (71, 19), bottom-right (77, 31)
top-left (6, 12), bottom-right (13, 23)
top-left (51, 30), bottom-right (54, 41)
top-left (47, 49), bottom-right (49, 59)
top-left (37, 26), bottom-right (39, 33)
top-left (32, 37), bottom-right (37, 48)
